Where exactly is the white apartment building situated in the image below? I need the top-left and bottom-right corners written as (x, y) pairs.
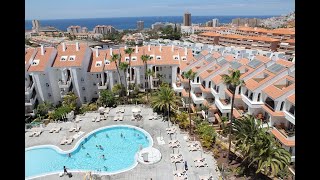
top-left (25, 43), bottom-right (295, 161)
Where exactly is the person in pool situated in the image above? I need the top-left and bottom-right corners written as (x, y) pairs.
top-left (101, 154), bottom-right (105, 160)
top-left (86, 153), bottom-right (90, 157)
top-left (68, 153), bottom-right (71, 158)
top-left (106, 133), bottom-right (109, 138)
top-left (120, 133), bottom-right (123, 138)
top-left (99, 145), bottom-right (104, 150)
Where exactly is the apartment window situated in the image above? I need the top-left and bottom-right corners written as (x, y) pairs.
top-left (156, 56), bottom-right (161, 60)
top-left (245, 90), bottom-right (249, 96)
top-left (81, 78), bottom-right (84, 82)
top-left (238, 86), bottom-right (241, 95)
top-left (96, 74), bottom-right (99, 78)
top-left (249, 93), bottom-right (253, 101)
top-left (48, 93), bottom-right (51, 97)
top-left (280, 101), bottom-right (285, 111)
top-left (84, 97), bottom-right (87, 103)
top-left (105, 60), bottom-right (110, 65)
top-left (60, 56), bottom-right (67, 61)
top-left (46, 83), bottom-right (49, 87)
top-left (69, 55), bottom-right (76, 61)
top-left (93, 83), bottom-right (96, 86)
top-left (257, 93), bottom-right (261, 101)
top-left (125, 57), bottom-right (130, 61)
top-left (131, 57), bottom-right (137, 61)
top-left (82, 87), bottom-right (85, 91)
top-left (156, 67), bottom-right (159, 71)
top-left (217, 86), bottom-right (219, 93)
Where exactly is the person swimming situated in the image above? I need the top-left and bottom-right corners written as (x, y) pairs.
top-left (99, 145), bottom-right (104, 150)
top-left (120, 133), bottom-right (123, 138)
top-left (101, 154), bottom-right (105, 160)
top-left (106, 133), bottom-right (109, 138)
top-left (68, 153), bottom-right (71, 158)
top-left (81, 143), bottom-right (85, 149)
top-left (104, 166), bottom-right (108, 171)
top-left (86, 153), bottom-right (91, 157)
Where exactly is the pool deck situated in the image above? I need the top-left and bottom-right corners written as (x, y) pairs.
top-left (26, 105), bottom-right (221, 180)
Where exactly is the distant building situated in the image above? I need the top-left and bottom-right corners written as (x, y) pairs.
top-left (137, 21), bottom-right (144, 31)
top-left (93, 25), bottom-right (116, 34)
top-left (82, 27), bottom-right (88, 33)
top-left (180, 26), bottom-right (193, 35)
top-left (232, 18), bottom-right (260, 27)
top-left (205, 21), bottom-right (213, 27)
top-left (151, 22), bottom-right (165, 31)
top-left (67, 26), bottom-right (81, 34)
top-left (183, 12), bottom-right (191, 26)
top-left (32, 20), bottom-right (40, 31)
top-left (212, 19), bottom-right (219, 27)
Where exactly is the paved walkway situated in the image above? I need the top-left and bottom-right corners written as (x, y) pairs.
top-left (26, 105), bottom-right (221, 180)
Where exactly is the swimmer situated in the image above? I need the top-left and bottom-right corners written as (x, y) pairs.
top-left (81, 143), bottom-right (85, 149)
top-left (106, 133), bottom-right (109, 138)
top-left (99, 145), bottom-right (104, 150)
top-left (93, 133), bottom-right (96, 137)
top-left (104, 166), bottom-right (108, 171)
top-left (101, 155), bottom-right (105, 160)
top-left (96, 145), bottom-right (99, 148)
top-left (86, 153), bottom-right (91, 157)
top-left (68, 153), bottom-right (71, 158)
top-left (120, 133), bottom-right (123, 138)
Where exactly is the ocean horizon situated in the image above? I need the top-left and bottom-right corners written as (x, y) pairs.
top-left (25, 15), bottom-right (274, 31)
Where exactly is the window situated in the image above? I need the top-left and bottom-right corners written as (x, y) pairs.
top-left (68, 55), bottom-right (76, 61)
top-left (169, 75), bottom-right (171, 79)
top-left (60, 56), bottom-right (67, 61)
top-left (84, 97), bottom-right (87, 103)
top-left (257, 93), bottom-right (261, 101)
top-left (156, 56), bottom-right (161, 60)
top-left (217, 86), bottom-right (219, 93)
top-left (31, 59), bottom-right (40, 66)
top-left (46, 83), bottom-right (49, 87)
top-left (280, 101), bottom-right (285, 111)
top-left (48, 93), bottom-right (51, 97)
top-left (208, 81), bottom-right (211, 88)
top-left (82, 87), bottom-right (85, 91)
top-left (95, 61), bottom-right (102, 67)
top-left (181, 56), bottom-right (187, 61)
top-left (96, 74), bottom-right (99, 78)
top-left (81, 78), bottom-right (84, 82)
top-left (238, 86), bottom-right (241, 95)
top-left (105, 60), bottom-right (110, 65)
top-left (156, 67), bottom-right (159, 71)
top-left (125, 57), bottom-right (130, 61)
top-left (93, 83), bottom-right (96, 86)
top-left (131, 57), bottom-right (137, 61)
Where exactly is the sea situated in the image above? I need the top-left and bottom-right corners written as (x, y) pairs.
top-left (25, 16), bottom-right (274, 31)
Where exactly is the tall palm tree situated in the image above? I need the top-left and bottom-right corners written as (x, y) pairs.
top-left (111, 54), bottom-right (122, 92)
top-left (141, 54), bottom-right (153, 100)
top-left (119, 62), bottom-right (129, 96)
top-left (146, 69), bottom-right (155, 91)
top-left (151, 85), bottom-right (179, 127)
top-left (222, 69), bottom-right (245, 163)
top-left (184, 69), bottom-right (197, 134)
top-left (124, 47), bottom-right (135, 90)
top-left (157, 73), bottom-right (164, 86)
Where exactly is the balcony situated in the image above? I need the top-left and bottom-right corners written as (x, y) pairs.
top-left (210, 87), bottom-right (219, 98)
top-left (172, 81), bottom-right (184, 92)
top-left (261, 104), bottom-right (284, 117)
top-left (58, 78), bottom-right (71, 89)
top-left (191, 92), bottom-right (204, 104)
top-left (60, 90), bottom-right (69, 98)
top-left (225, 88), bottom-right (241, 99)
top-left (284, 110), bottom-right (295, 124)
top-left (270, 127), bottom-right (295, 148)
top-left (177, 74), bottom-right (189, 83)
top-left (97, 78), bottom-right (108, 90)
top-left (241, 94), bottom-right (264, 109)
top-left (190, 81), bottom-right (201, 88)
top-left (25, 82), bottom-right (35, 96)
top-left (215, 98), bottom-right (231, 113)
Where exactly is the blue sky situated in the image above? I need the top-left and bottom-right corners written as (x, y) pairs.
top-left (26, 0), bottom-right (295, 20)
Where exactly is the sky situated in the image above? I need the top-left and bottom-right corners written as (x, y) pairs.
top-left (25, 0), bottom-right (295, 20)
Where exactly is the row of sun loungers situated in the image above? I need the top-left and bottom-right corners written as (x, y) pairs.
top-left (194, 161), bottom-right (208, 168)
top-left (49, 127), bottom-right (62, 133)
top-left (116, 108), bottom-right (125, 113)
top-left (29, 129), bottom-right (43, 137)
top-left (187, 141), bottom-right (200, 148)
top-left (170, 153), bottom-right (184, 163)
top-left (60, 136), bottom-right (74, 145)
top-left (166, 127), bottom-right (177, 134)
top-left (69, 125), bottom-right (81, 132)
top-left (169, 140), bottom-right (181, 148)
top-left (173, 170), bottom-right (188, 180)
top-left (188, 145), bottom-right (201, 151)
top-left (113, 114), bottom-right (124, 121)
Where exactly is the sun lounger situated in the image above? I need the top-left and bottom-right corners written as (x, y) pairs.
top-left (188, 142), bottom-right (200, 147)
top-left (194, 157), bottom-right (206, 162)
top-left (199, 175), bottom-right (213, 180)
top-left (189, 146), bottom-right (200, 151)
top-left (173, 170), bottom-right (187, 177)
top-left (54, 127), bottom-right (62, 133)
top-left (29, 131), bottom-right (36, 137)
top-left (96, 117), bottom-right (102, 122)
top-left (170, 154), bottom-right (183, 159)
top-left (113, 115), bottom-right (119, 121)
top-left (171, 156), bottom-right (183, 163)
top-left (69, 126), bottom-right (75, 132)
top-left (169, 143), bottom-right (180, 148)
top-left (92, 117), bottom-right (97, 122)
top-left (60, 136), bottom-right (68, 145)
top-left (49, 128), bottom-right (55, 133)
top-left (131, 115), bottom-right (136, 121)
top-left (195, 161), bottom-right (208, 168)
top-left (118, 115), bottom-right (124, 121)
top-left (169, 140), bottom-right (180, 144)
top-left (66, 137), bottom-right (74, 145)
top-left (120, 108), bottom-right (125, 113)
top-left (173, 176), bottom-right (187, 180)
top-left (75, 126), bottom-right (81, 132)
top-left (34, 130), bottom-right (43, 137)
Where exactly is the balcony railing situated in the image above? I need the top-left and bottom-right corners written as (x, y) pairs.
top-left (58, 78), bottom-right (71, 89)
top-left (265, 102), bottom-right (275, 112)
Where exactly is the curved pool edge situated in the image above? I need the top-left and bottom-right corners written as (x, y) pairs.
top-left (25, 125), bottom-right (154, 180)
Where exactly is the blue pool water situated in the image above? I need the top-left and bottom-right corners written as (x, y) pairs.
top-left (25, 125), bottom-right (152, 179)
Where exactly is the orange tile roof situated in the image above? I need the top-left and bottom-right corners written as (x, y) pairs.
top-left (89, 49), bottom-right (107, 72)
top-left (270, 129), bottom-right (295, 147)
top-left (239, 65), bottom-right (255, 79)
top-left (199, 85), bottom-right (212, 93)
top-left (261, 104), bottom-right (284, 117)
top-left (284, 39), bottom-right (295, 44)
top-left (271, 29), bottom-right (295, 35)
top-left (233, 108), bottom-right (241, 119)
top-left (287, 94), bottom-right (295, 105)
top-left (212, 75), bottom-right (222, 84)
top-left (104, 49), bottom-right (119, 71)
top-left (199, 64), bottom-right (220, 79)
top-left (245, 70), bottom-right (275, 91)
top-left (262, 76), bottom-right (295, 99)
top-left (177, 74), bottom-right (189, 83)
top-left (276, 59), bottom-right (294, 68)
top-left (25, 48), bottom-right (36, 64)
top-left (224, 89), bottom-right (241, 99)
top-left (200, 50), bottom-right (209, 56)
top-left (182, 89), bottom-right (190, 97)
top-left (239, 58), bottom-right (249, 65)
top-left (52, 43), bottom-right (89, 68)
top-left (28, 47), bottom-right (55, 72)
top-left (225, 55), bottom-right (234, 62)
top-left (255, 55), bottom-right (272, 63)
top-left (213, 52), bottom-right (221, 59)
top-left (199, 32), bottom-right (221, 37)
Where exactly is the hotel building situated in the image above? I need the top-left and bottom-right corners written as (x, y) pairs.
top-left (25, 43), bottom-right (295, 162)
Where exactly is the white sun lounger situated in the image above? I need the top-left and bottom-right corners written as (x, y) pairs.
top-left (173, 170), bottom-right (187, 177)
top-left (91, 117), bottom-right (97, 122)
top-left (34, 130), bottom-right (43, 137)
top-left (169, 140), bottom-right (180, 144)
top-left (195, 161), bottom-right (208, 168)
top-left (199, 175), bottom-right (213, 180)
top-left (194, 157), bottom-right (206, 162)
top-left (69, 126), bottom-right (75, 132)
top-left (118, 115), bottom-right (124, 121)
top-left (60, 136), bottom-right (68, 145)
top-left (96, 117), bottom-right (102, 122)
top-left (49, 128), bottom-right (55, 133)
top-left (54, 127), bottom-right (62, 133)
top-left (66, 137), bottom-right (74, 145)
top-left (120, 108), bottom-right (125, 113)
top-left (113, 115), bottom-right (119, 121)
top-left (170, 154), bottom-right (183, 159)
top-left (189, 146), bottom-right (200, 151)
top-left (29, 131), bottom-right (36, 137)
top-left (171, 156), bottom-right (183, 163)
top-left (75, 126), bottom-right (81, 132)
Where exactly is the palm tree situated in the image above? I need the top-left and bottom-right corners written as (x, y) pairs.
top-left (146, 69), bottom-right (155, 93)
top-left (233, 115), bottom-right (291, 177)
top-left (222, 69), bottom-right (245, 163)
top-left (141, 54), bottom-right (153, 100)
top-left (157, 73), bottom-right (164, 86)
top-left (111, 54), bottom-right (122, 93)
top-left (220, 116), bottom-right (228, 134)
top-left (124, 47), bottom-right (135, 82)
top-left (151, 85), bottom-right (179, 127)
top-left (184, 69), bottom-right (197, 134)
top-left (119, 62), bottom-right (129, 96)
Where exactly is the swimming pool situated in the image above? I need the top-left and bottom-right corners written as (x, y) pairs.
top-left (25, 125), bottom-right (153, 179)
